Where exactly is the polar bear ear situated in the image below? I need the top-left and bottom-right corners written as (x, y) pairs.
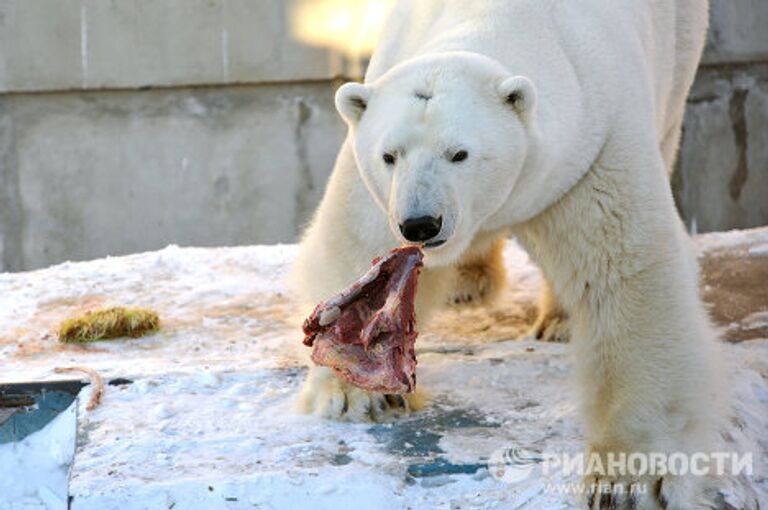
top-left (498, 76), bottom-right (536, 120)
top-left (335, 82), bottom-right (372, 124)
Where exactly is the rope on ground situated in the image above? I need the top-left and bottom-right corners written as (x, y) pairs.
top-left (54, 366), bottom-right (104, 411)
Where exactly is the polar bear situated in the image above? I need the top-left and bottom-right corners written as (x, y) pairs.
top-left (293, 0), bottom-right (722, 507)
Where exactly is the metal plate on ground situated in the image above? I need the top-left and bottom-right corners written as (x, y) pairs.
top-left (0, 380), bottom-right (85, 444)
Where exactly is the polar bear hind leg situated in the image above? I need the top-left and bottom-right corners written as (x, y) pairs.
top-left (529, 279), bottom-right (570, 343)
top-left (448, 236), bottom-right (507, 307)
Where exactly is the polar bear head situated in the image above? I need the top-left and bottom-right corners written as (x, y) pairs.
top-left (336, 52), bottom-right (539, 265)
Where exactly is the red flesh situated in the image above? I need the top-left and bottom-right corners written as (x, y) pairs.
top-left (302, 246), bottom-right (423, 393)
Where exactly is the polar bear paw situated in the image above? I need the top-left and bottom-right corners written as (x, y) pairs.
top-left (529, 305), bottom-right (570, 343)
top-left (448, 264), bottom-right (503, 306)
top-left (585, 473), bottom-right (696, 510)
top-left (298, 366), bottom-right (413, 422)
top-left (448, 245), bottom-right (507, 307)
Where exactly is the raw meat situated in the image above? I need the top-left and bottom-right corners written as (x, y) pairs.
top-left (302, 246), bottom-right (423, 393)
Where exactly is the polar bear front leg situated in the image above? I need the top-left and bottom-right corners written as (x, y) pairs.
top-left (515, 150), bottom-right (722, 509)
top-left (292, 139), bottom-right (450, 422)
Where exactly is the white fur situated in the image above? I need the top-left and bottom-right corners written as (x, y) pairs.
top-left (293, 1), bottom-right (720, 507)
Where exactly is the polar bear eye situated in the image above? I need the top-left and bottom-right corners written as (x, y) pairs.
top-left (451, 150), bottom-right (468, 163)
top-left (382, 153), bottom-right (396, 165)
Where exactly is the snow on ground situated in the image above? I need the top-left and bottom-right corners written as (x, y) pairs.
top-left (0, 229), bottom-right (767, 509)
top-left (0, 402), bottom-right (76, 509)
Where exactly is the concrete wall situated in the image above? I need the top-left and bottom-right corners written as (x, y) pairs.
top-left (0, 84), bottom-right (346, 271)
top-left (673, 0), bottom-right (768, 233)
top-left (0, 0), bottom-right (353, 92)
top-left (0, 0), bottom-right (766, 271)
top-left (674, 64), bottom-right (768, 233)
top-left (0, 0), bottom-right (355, 271)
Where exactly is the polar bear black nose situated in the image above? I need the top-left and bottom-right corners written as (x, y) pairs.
top-left (399, 216), bottom-right (442, 243)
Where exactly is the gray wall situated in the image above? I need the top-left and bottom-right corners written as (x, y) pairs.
top-left (0, 0), bottom-right (353, 271)
top-left (0, 84), bottom-right (346, 271)
top-left (0, 0), bottom-right (766, 271)
top-left (674, 0), bottom-right (768, 233)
